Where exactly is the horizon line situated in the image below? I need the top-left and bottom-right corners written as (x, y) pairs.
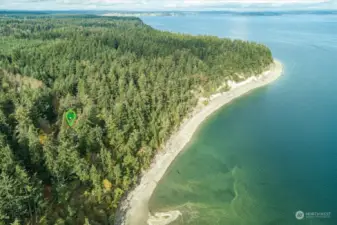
top-left (1, 9), bottom-right (337, 12)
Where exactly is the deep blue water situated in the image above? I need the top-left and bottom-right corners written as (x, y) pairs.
top-left (142, 14), bottom-right (337, 225)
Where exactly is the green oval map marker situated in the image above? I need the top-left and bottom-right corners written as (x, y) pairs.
top-left (65, 109), bottom-right (77, 127)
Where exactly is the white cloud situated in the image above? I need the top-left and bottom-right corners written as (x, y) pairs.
top-left (0, 0), bottom-right (335, 10)
top-left (183, 0), bottom-right (327, 4)
top-left (168, 0), bottom-right (329, 7)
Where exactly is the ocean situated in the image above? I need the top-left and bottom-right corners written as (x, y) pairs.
top-left (141, 13), bottom-right (337, 225)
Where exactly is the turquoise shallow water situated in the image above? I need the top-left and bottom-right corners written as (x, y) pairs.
top-left (142, 14), bottom-right (337, 225)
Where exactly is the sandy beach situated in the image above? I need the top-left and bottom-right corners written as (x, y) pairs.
top-left (115, 59), bottom-right (283, 225)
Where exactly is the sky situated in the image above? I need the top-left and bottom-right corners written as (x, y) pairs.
top-left (1, 0), bottom-right (337, 11)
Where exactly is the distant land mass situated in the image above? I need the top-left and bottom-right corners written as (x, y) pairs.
top-left (102, 12), bottom-right (189, 17)
top-left (102, 10), bottom-right (337, 17)
top-left (1, 10), bottom-right (337, 17)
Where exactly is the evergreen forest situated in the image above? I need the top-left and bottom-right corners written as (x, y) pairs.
top-left (0, 13), bottom-right (273, 225)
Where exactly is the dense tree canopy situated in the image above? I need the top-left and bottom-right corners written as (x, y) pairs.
top-left (0, 13), bottom-right (273, 225)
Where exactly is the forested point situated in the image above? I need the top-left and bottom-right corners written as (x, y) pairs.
top-left (0, 13), bottom-right (273, 225)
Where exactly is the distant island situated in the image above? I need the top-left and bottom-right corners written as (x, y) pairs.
top-left (102, 12), bottom-right (190, 17)
top-left (102, 10), bottom-right (337, 17)
top-left (1, 9), bottom-right (337, 17)
top-left (0, 12), bottom-right (276, 225)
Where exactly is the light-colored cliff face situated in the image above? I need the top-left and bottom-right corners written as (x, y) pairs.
top-left (115, 60), bottom-right (283, 225)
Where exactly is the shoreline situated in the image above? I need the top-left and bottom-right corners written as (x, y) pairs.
top-left (115, 59), bottom-right (283, 225)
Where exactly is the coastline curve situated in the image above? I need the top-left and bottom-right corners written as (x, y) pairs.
top-left (115, 59), bottom-right (284, 225)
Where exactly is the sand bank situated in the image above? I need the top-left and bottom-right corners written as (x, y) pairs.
top-left (115, 59), bottom-right (283, 225)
